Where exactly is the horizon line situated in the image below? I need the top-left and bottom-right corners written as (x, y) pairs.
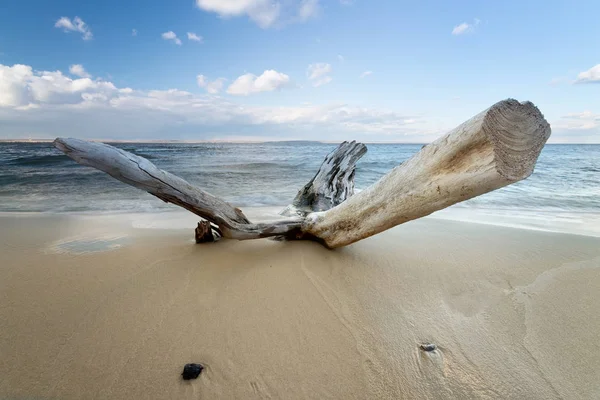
top-left (0, 138), bottom-right (597, 145)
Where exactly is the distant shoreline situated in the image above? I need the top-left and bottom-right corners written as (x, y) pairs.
top-left (1, 139), bottom-right (598, 145)
top-left (0, 139), bottom-right (426, 144)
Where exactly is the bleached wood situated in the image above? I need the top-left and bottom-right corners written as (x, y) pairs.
top-left (281, 140), bottom-right (367, 217)
top-left (53, 138), bottom-right (303, 240)
top-left (301, 99), bottom-right (551, 247)
top-left (54, 99), bottom-right (551, 249)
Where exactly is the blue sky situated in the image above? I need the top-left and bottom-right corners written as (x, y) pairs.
top-left (0, 0), bottom-right (598, 142)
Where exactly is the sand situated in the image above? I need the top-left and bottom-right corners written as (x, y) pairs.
top-left (1, 211), bottom-right (600, 399)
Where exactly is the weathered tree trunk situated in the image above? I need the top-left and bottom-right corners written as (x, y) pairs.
top-left (53, 138), bottom-right (303, 241)
top-left (281, 140), bottom-right (367, 217)
top-left (301, 99), bottom-right (551, 247)
top-left (53, 99), bottom-right (551, 248)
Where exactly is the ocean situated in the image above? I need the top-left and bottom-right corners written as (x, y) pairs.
top-left (1, 142), bottom-right (599, 235)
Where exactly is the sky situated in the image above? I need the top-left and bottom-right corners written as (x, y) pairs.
top-left (0, 0), bottom-right (598, 143)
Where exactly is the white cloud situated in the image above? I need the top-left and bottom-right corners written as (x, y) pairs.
top-left (132, 29), bottom-right (138, 36)
top-left (187, 32), bottom-right (203, 42)
top-left (195, 0), bottom-right (281, 28)
top-left (54, 16), bottom-right (93, 40)
top-left (312, 76), bottom-right (332, 87)
top-left (195, 0), bottom-right (269, 15)
top-left (194, 0), bottom-right (322, 28)
top-left (227, 70), bottom-right (291, 95)
top-left (307, 63), bottom-right (331, 80)
top-left (298, 0), bottom-right (320, 21)
top-left (162, 31), bottom-right (182, 45)
top-left (307, 63), bottom-right (332, 87)
top-left (452, 18), bottom-right (480, 35)
top-left (575, 64), bottom-right (600, 84)
top-left (554, 111), bottom-right (600, 131)
top-left (452, 23), bottom-right (470, 35)
top-left (197, 75), bottom-right (227, 94)
top-left (360, 70), bottom-right (372, 78)
top-left (0, 63), bottom-right (433, 141)
top-left (0, 64), bottom-right (116, 108)
top-left (69, 64), bottom-right (91, 78)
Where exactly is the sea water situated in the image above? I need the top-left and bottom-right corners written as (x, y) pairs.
top-left (1, 142), bottom-right (598, 235)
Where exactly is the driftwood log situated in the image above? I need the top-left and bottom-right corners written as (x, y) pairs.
top-left (280, 140), bottom-right (367, 217)
top-left (53, 99), bottom-right (551, 248)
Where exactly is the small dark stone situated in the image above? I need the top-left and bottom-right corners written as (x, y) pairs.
top-left (182, 363), bottom-right (204, 380)
top-left (420, 343), bottom-right (437, 352)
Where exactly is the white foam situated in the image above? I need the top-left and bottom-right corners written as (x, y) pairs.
top-left (430, 207), bottom-right (600, 237)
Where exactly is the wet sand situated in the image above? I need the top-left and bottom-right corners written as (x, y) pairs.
top-left (1, 212), bottom-right (599, 399)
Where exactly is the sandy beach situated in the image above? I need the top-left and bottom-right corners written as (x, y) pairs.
top-left (1, 211), bottom-right (599, 399)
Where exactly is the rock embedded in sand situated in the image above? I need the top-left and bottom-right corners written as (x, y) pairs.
top-left (181, 363), bottom-right (204, 380)
top-left (420, 343), bottom-right (437, 352)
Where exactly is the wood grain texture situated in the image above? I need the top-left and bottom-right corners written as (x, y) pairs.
top-left (281, 140), bottom-right (367, 217)
top-left (302, 99), bottom-right (551, 247)
top-left (53, 138), bottom-right (302, 240)
top-left (54, 99), bottom-right (551, 248)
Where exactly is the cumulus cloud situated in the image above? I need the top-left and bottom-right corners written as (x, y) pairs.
top-left (575, 64), bottom-right (600, 84)
top-left (69, 64), bottom-right (91, 78)
top-left (227, 70), bottom-right (291, 95)
top-left (0, 64), bottom-right (116, 108)
top-left (360, 70), bottom-right (372, 78)
top-left (54, 16), bottom-right (93, 40)
top-left (195, 0), bottom-right (281, 28)
top-left (195, 0), bottom-right (321, 28)
top-left (307, 63), bottom-right (332, 87)
top-left (452, 18), bottom-right (480, 35)
top-left (0, 63), bottom-right (432, 141)
top-left (161, 31), bottom-right (182, 45)
top-left (298, 0), bottom-right (320, 21)
top-left (187, 32), bottom-right (203, 42)
top-left (197, 75), bottom-right (226, 94)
